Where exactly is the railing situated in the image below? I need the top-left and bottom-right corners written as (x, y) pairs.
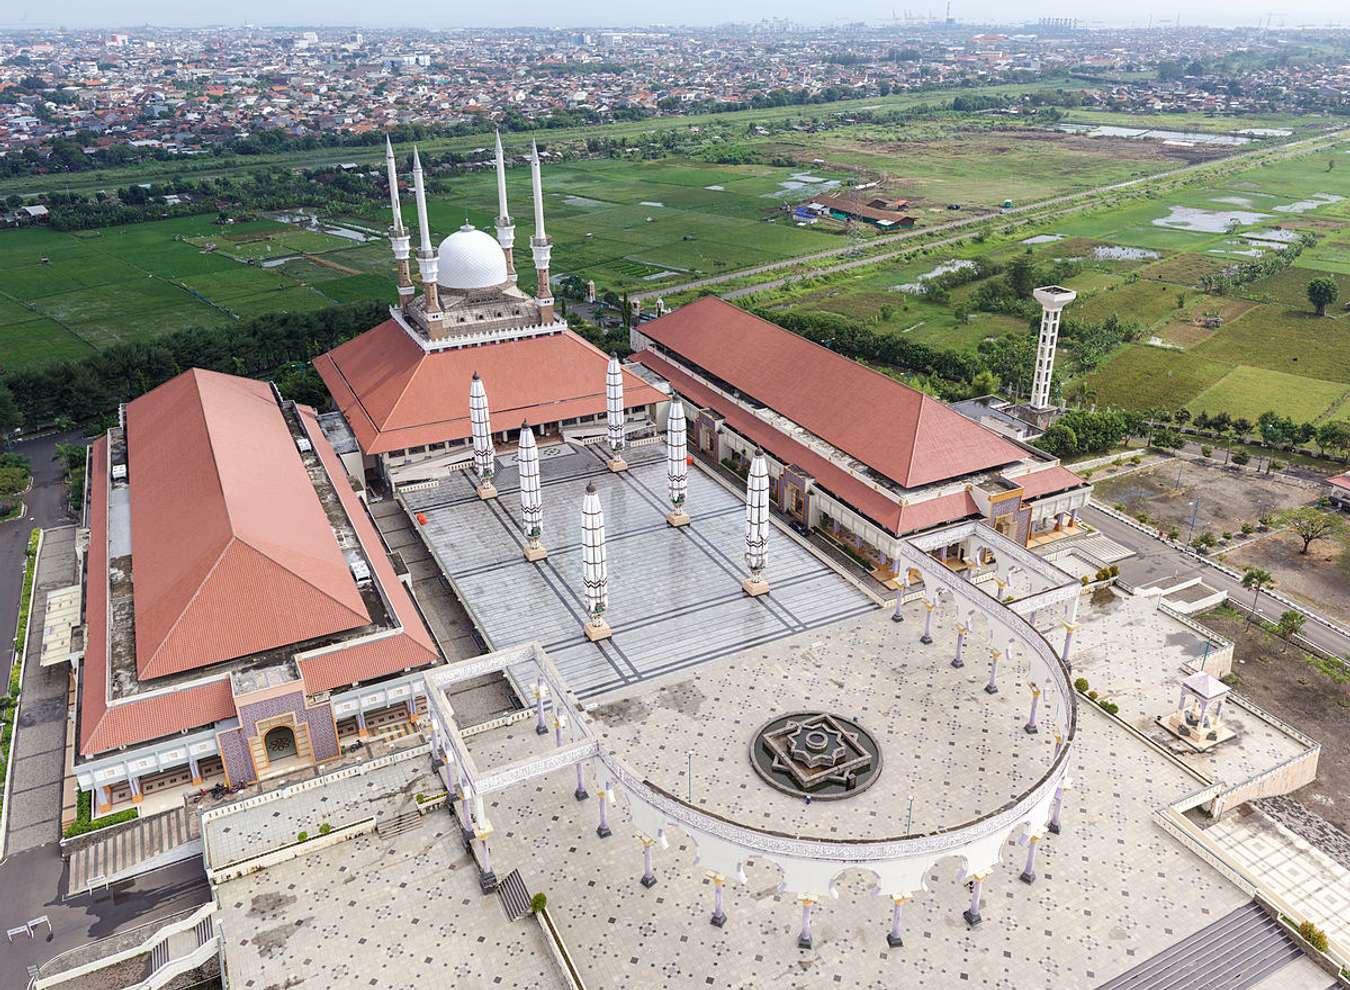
top-left (131, 936), bottom-right (219, 990)
top-left (34, 903), bottom-right (217, 989)
top-left (200, 741), bottom-right (430, 827)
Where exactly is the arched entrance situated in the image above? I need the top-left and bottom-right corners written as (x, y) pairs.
top-left (264, 725), bottom-right (297, 761)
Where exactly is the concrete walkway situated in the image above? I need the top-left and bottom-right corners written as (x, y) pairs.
top-left (4, 524), bottom-right (78, 856)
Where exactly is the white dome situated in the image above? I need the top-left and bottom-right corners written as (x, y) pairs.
top-left (437, 224), bottom-right (508, 290)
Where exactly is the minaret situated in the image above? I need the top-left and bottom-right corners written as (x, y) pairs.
top-left (1030, 286), bottom-right (1077, 413)
top-left (529, 140), bottom-right (555, 323)
top-left (385, 137), bottom-right (414, 311)
top-left (494, 131), bottom-right (517, 284)
top-left (412, 147), bottom-right (444, 339)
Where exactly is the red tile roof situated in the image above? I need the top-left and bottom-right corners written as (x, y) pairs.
top-left (80, 437), bottom-right (239, 756)
top-left (1328, 473), bottom-right (1350, 492)
top-left (126, 370), bottom-right (370, 679)
top-left (638, 297), bottom-right (1025, 489)
top-left (295, 403), bottom-right (440, 692)
top-left (314, 320), bottom-right (665, 455)
top-left (635, 351), bottom-right (980, 536)
top-left (1014, 464), bottom-right (1087, 500)
top-left (78, 374), bottom-right (443, 758)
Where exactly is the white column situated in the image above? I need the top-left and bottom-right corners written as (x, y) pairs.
top-left (469, 372), bottom-right (496, 498)
top-left (581, 482), bottom-right (612, 640)
top-left (742, 451), bottom-right (770, 597)
top-left (518, 421), bottom-right (545, 560)
top-left (666, 399), bottom-right (689, 526)
top-left (605, 354), bottom-right (628, 471)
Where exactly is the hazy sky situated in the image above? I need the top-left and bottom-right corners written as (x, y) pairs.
top-left (2, 0), bottom-right (1345, 30)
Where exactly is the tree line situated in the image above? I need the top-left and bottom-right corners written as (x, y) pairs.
top-left (0, 301), bottom-right (385, 430)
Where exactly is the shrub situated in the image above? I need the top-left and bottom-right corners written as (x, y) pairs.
top-left (1201, 445), bottom-right (1212, 457)
top-left (319, 823), bottom-right (332, 835)
top-left (1109, 565), bottom-right (1120, 577)
top-left (1087, 690), bottom-right (1098, 701)
top-left (1100, 701), bottom-right (1119, 716)
top-left (1129, 456), bottom-right (1141, 464)
top-left (530, 892), bottom-right (548, 914)
top-left (297, 830), bottom-right (309, 842)
top-left (1232, 451), bottom-right (1251, 466)
top-left (1241, 523), bottom-right (1254, 536)
top-left (1222, 531), bottom-right (1232, 541)
top-left (1168, 528), bottom-right (1180, 541)
top-left (1297, 920), bottom-right (1329, 953)
top-left (1074, 677), bottom-right (1089, 693)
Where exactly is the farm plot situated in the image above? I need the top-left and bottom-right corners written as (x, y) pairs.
top-left (1083, 344), bottom-right (1231, 411)
top-left (1186, 366), bottom-right (1348, 422)
top-left (1191, 303), bottom-right (1350, 385)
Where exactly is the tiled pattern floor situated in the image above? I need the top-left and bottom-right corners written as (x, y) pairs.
top-left (475, 609), bottom-right (1265, 990)
top-left (471, 609), bottom-right (1054, 839)
top-left (1208, 807), bottom-right (1350, 952)
top-left (217, 824), bottom-right (565, 990)
top-left (204, 751), bottom-right (435, 868)
top-left (409, 443), bottom-right (876, 699)
top-left (1068, 593), bottom-right (1308, 784)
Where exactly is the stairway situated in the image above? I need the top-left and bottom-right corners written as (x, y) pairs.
top-left (498, 869), bottom-right (532, 922)
top-left (67, 807), bottom-right (201, 895)
top-left (375, 810), bottom-right (423, 839)
top-left (1095, 902), bottom-right (1303, 990)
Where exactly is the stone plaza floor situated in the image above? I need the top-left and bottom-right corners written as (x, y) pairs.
top-left (1068, 592), bottom-right (1310, 785)
top-left (216, 821), bottom-right (566, 990)
top-left (206, 600), bottom-right (1335, 990)
top-left (470, 609), bottom-right (1053, 839)
top-left (406, 442), bottom-right (877, 699)
top-left (1208, 806), bottom-right (1350, 953)
top-left (203, 743), bottom-right (435, 868)
top-left (467, 601), bottom-right (1325, 989)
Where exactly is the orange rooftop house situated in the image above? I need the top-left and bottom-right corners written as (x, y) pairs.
top-left (629, 297), bottom-right (1092, 573)
top-left (314, 136), bottom-right (662, 487)
top-left (73, 369), bottom-right (442, 815)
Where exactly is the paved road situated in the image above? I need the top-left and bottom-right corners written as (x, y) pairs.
top-left (0, 434), bottom-right (212, 990)
top-left (0, 851), bottom-right (209, 990)
top-left (1081, 504), bottom-right (1349, 661)
top-left (1, 432), bottom-right (81, 672)
top-left (632, 127), bottom-right (1349, 303)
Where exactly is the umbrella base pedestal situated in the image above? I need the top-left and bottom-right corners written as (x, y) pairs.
top-left (665, 510), bottom-right (690, 528)
top-left (523, 544), bottom-right (548, 562)
top-left (607, 457), bottom-right (629, 473)
top-left (583, 620), bottom-right (614, 642)
top-left (476, 483), bottom-right (498, 500)
top-left (741, 577), bottom-right (770, 598)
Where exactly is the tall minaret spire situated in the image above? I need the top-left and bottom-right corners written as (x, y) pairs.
top-left (385, 137), bottom-right (414, 311)
top-left (494, 131), bottom-right (517, 284)
top-left (529, 140), bottom-right (555, 323)
top-left (411, 146), bottom-right (444, 338)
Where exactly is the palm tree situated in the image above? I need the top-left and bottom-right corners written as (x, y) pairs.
top-left (1240, 567), bottom-right (1274, 629)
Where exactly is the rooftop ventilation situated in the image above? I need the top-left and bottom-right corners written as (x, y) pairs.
top-left (111, 463), bottom-right (128, 482)
top-left (295, 436), bottom-right (313, 453)
top-left (349, 559), bottom-right (372, 586)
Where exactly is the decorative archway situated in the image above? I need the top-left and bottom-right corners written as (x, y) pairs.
top-left (264, 725), bottom-right (297, 761)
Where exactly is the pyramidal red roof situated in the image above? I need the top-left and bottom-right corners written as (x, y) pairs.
top-left (126, 369), bottom-right (371, 679)
top-left (314, 320), bottom-right (664, 455)
top-left (640, 297), bottom-right (1026, 489)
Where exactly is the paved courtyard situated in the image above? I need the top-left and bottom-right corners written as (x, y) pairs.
top-left (471, 609), bottom-right (1055, 839)
top-left (217, 822), bottom-right (566, 990)
top-left (468, 600), bottom-right (1315, 988)
top-left (203, 745), bottom-right (434, 868)
top-left (1069, 592), bottom-right (1310, 785)
top-left (1208, 806), bottom-right (1350, 952)
top-left (406, 442), bottom-right (877, 699)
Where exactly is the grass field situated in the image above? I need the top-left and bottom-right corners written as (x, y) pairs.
top-left (1084, 344), bottom-right (1233, 410)
top-left (1186, 365), bottom-right (1348, 421)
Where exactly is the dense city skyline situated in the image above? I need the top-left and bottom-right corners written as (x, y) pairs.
top-left (1, 1), bottom-right (1347, 30)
